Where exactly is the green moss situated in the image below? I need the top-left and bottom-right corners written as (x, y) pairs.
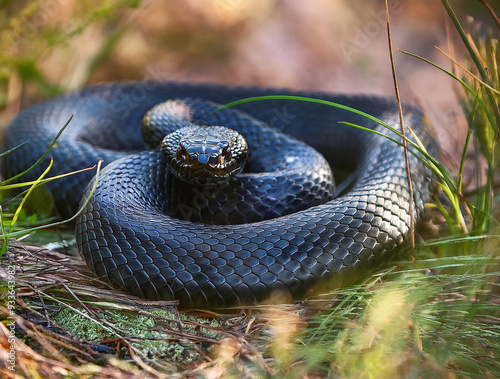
top-left (50, 306), bottom-right (224, 365)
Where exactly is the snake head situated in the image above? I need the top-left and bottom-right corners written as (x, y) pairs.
top-left (162, 125), bottom-right (248, 186)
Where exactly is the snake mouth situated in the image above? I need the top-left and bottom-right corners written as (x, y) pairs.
top-left (185, 166), bottom-right (234, 185)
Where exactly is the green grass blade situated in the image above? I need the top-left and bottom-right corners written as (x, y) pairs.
top-left (0, 142), bottom-right (27, 158)
top-left (214, 95), bottom-right (405, 137)
top-left (0, 164), bottom-right (98, 191)
top-left (400, 50), bottom-right (496, 131)
top-left (338, 121), bottom-right (404, 148)
top-left (0, 160), bottom-right (102, 240)
top-left (441, 0), bottom-right (500, 128)
top-left (216, 95), bottom-right (458, 194)
top-left (1, 157), bottom-right (54, 255)
top-left (9, 157), bottom-right (53, 234)
top-left (1, 114), bottom-right (73, 186)
top-left (420, 233), bottom-right (499, 247)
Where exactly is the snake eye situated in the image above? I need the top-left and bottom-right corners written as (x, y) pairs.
top-left (176, 145), bottom-right (189, 162)
top-left (221, 146), bottom-right (232, 161)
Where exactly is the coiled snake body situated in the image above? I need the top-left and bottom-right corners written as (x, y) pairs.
top-left (4, 82), bottom-right (438, 307)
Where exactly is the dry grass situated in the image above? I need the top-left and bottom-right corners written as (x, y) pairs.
top-left (3, 240), bottom-right (499, 378)
top-left (0, 242), bottom-right (283, 378)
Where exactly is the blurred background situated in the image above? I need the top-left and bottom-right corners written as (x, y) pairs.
top-left (1, 0), bottom-right (499, 175)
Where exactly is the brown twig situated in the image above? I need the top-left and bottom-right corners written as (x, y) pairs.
top-left (120, 338), bottom-right (166, 378)
top-left (385, 0), bottom-right (415, 248)
top-left (61, 282), bottom-right (99, 319)
top-left (173, 305), bottom-right (184, 334)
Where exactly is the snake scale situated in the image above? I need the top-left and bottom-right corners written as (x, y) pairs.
top-left (3, 82), bottom-right (438, 307)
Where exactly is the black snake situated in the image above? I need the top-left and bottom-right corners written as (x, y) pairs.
top-left (3, 82), bottom-right (438, 307)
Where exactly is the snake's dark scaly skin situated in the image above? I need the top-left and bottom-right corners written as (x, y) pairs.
top-left (3, 82), bottom-right (438, 307)
top-left (145, 99), bottom-right (336, 224)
